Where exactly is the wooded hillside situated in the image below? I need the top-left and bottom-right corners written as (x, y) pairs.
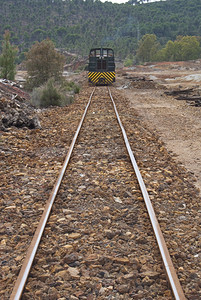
top-left (0, 0), bottom-right (201, 59)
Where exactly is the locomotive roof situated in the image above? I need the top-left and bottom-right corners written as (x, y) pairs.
top-left (90, 48), bottom-right (114, 51)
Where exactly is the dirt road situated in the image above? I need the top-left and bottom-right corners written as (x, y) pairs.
top-left (115, 61), bottom-right (201, 194)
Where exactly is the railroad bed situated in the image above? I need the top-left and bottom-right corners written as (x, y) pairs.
top-left (1, 86), bottom-right (200, 299)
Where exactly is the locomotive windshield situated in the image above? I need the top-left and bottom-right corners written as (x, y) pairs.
top-left (89, 48), bottom-right (114, 58)
top-left (103, 49), bottom-right (107, 57)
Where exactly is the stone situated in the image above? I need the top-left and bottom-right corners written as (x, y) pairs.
top-left (63, 253), bottom-right (79, 264)
top-left (56, 270), bottom-right (70, 281)
top-left (113, 257), bottom-right (130, 265)
top-left (67, 267), bottom-right (80, 278)
top-left (104, 229), bottom-right (116, 239)
top-left (142, 276), bottom-right (154, 286)
top-left (117, 284), bottom-right (130, 294)
top-left (63, 244), bottom-right (73, 249)
top-left (68, 233), bottom-right (81, 239)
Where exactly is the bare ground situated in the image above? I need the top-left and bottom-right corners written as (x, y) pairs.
top-left (115, 61), bottom-right (201, 194)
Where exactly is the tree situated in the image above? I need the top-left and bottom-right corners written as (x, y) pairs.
top-left (136, 34), bottom-right (159, 63)
top-left (0, 30), bottom-right (17, 80)
top-left (156, 40), bottom-right (177, 61)
top-left (156, 35), bottom-right (201, 62)
top-left (25, 39), bottom-right (65, 89)
top-left (165, 40), bottom-right (176, 60)
top-left (180, 36), bottom-right (200, 60)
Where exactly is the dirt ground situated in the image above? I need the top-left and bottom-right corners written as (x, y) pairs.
top-left (115, 60), bottom-right (201, 194)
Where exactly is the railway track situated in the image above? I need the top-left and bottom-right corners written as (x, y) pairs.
top-left (10, 86), bottom-right (186, 299)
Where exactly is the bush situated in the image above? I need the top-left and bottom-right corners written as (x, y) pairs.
top-left (124, 58), bottom-right (133, 67)
top-left (31, 86), bottom-right (44, 107)
top-left (65, 81), bottom-right (80, 94)
top-left (31, 79), bottom-right (79, 108)
top-left (40, 79), bottom-right (62, 107)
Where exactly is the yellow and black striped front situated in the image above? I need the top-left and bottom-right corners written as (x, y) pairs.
top-left (88, 71), bottom-right (115, 85)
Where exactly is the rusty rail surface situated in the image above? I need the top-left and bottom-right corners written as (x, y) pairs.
top-left (108, 87), bottom-right (186, 300)
top-left (10, 88), bottom-right (96, 300)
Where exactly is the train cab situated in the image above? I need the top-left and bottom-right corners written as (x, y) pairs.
top-left (88, 48), bottom-right (115, 85)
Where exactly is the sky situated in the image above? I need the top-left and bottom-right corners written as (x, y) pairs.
top-left (100, 0), bottom-right (165, 4)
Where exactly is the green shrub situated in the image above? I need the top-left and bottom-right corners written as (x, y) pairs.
top-left (61, 80), bottom-right (80, 93)
top-left (30, 79), bottom-right (80, 108)
top-left (124, 58), bottom-right (133, 67)
top-left (40, 79), bottom-right (62, 107)
top-left (31, 86), bottom-right (44, 107)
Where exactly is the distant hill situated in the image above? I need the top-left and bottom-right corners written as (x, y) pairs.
top-left (0, 0), bottom-right (201, 59)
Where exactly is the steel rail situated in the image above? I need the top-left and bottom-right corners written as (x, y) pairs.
top-left (108, 87), bottom-right (186, 300)
top-left (10, 87), bottom-right (96, 300)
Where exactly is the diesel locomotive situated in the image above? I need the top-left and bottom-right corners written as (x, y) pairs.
top-left (88, 48), bottom-right (115, 85)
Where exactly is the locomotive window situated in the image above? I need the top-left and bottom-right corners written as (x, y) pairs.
top-left (90, 50), bottom-right (95, 57)
top-left (108, 50), bottom-right (113, 57)
top-left (96, 49), bottom-right (101, 57)
top-left (103, 49), bottom-right (107, 57)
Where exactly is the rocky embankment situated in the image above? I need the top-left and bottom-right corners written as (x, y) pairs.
top-left (0, 80), bottom-right (40, 131)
